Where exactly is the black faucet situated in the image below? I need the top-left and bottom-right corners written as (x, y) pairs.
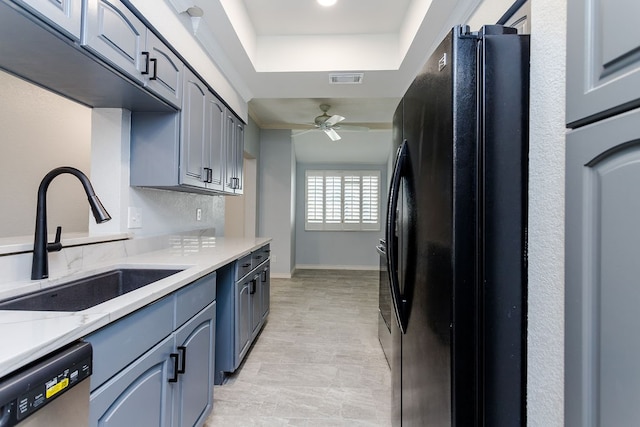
top-left (31, 167), bottom-right (112, 280)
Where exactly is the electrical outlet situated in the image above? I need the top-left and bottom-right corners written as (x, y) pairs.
top-left (128, 207), bottom-right (142, 229)
top-left (196, 208), bottom-right (202, 221)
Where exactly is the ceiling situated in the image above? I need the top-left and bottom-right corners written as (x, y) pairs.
top-left (166, 0), bottom-right (483, 162)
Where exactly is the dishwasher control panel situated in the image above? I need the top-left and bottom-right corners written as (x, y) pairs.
top-left (0, 341), bottom-right (92, 426)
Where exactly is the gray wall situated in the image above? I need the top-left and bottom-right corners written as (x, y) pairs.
top-left (295, 163), bottom-right (386, 269)
top-left (243, 116), bottom-right (260, 159)
top-left (258, 130), bottom-right (296, 277)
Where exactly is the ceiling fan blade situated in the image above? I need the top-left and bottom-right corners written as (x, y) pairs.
top-left (334, 125), bottom-right (370, 132)
top-left (292, 128), bottom-right (315, 137)
top-left (324, 114), bottom-right (345, 127)
top-left (324, 128), bottom-right (341, 141)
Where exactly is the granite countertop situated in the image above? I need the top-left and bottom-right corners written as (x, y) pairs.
top-left (0, 236), bottom-right (271, 378)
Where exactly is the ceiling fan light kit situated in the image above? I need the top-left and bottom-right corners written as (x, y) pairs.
top-left (294, 104), bottom-right (369, 141)
top-left (317, 0), bottom-right (338, 7)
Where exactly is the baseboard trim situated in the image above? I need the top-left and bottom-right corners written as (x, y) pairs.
top-left (271, 272), bottom-right (293, 279)
top-left (295, 264), bottom-right (378, 271)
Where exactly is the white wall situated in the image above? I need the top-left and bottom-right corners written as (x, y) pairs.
top-left (295, 163), bottom-right (386, 270)
top-left (258, 129), bottom-right (296, 277)
top-left (0, 71), bottom-right (92, 238)
top-left (526, 0), bottom-right (566, 425)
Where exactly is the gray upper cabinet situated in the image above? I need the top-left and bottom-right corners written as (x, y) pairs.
top-left (224, 114), bottom-right (245, 194)
top-left (567, 0), bottom-right (640, 127)
top-left (82, 0), bottom-right (147, 83)
top-left (13, 0), bottom-right (82, 40)
top-left (144, 31), bottom-right (183, 108)
top-left (83, 0), bottom-right (183, 108)
top-left (181, 71), bottom-right (210, 190)
top-left (131, 67), bottom-right (244, 195)
top-left (565, 108), bottom-right (640, 426)
top-left (207, 96), bottom-right (226, 192)
top-left (0, 0), bottom-right (173, 111)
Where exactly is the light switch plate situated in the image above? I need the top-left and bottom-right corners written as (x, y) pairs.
top-left (128, 207), bottom-right (142, 229)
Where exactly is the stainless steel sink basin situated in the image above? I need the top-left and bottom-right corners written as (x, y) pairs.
top-left (0, 268), bottom-right (183, 311)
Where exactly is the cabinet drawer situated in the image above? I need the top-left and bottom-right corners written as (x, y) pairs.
top-left (84, 295), bottom-right (174, 391)
top-left (235, 254), bottom-right (252, 280)
top-left (252, 244), bottom-right (270, 269)
top-left (175, 272), bottom-right (216, 329)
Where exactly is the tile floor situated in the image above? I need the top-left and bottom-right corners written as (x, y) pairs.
top-left (205, 269), bottom-right (391, 426)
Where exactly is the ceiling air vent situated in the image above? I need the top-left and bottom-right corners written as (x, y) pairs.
top-left (329, 73), bottom-right (364, 84)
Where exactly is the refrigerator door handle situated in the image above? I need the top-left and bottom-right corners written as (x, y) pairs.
top-left (386, 139), bottom-right (408, 333)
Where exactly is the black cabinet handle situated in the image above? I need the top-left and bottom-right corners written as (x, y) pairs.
top-left (262, 270), bottom-right (267, 282)
top-left (177, 346), bottom-right (186, 374)
top-left (255, 255), bottom-right (262, 260)
top-left (141, 51), bottom-right (150, 75)
top-left (169, 353), bottom-right (179, 382)
top-left (150, 58), bottom-right (158, 80)
top-left (250, 279), bottom-right (257, 294)
top-left (242, 263), bottom-right (251, 268)
top-left (203, 167), bottom-right (213, 183)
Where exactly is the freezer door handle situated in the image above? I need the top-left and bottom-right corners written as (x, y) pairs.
top-left (386, 139), bottom-right (408, 333)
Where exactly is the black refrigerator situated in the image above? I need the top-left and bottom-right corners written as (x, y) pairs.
top-left (386, 25), bottom-right (529, 426)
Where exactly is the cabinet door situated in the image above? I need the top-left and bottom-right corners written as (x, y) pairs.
top-left (173, 302), bottom-right (216, 427)
top-left (89, 335), bottom-right (173, 426)
top-left (261, 262), bottom-right (270, 321)
top-left (144, 31), bottom-right (183, 108)
top-left (82, 0), bottom-right (146, 83)
top-left (565, 107), bottom-right (640, 426)
top-left (223, 113), bottom-right (244, 194)
top-left (250, 274), bottom-right (262, 338)
top-left (16, 0), bottom-right (81, 40)
top-left (205, 95), bottom-right (226, 192)
top-left (233, 120), bottom-right (245, 194)
top-left (234, 279), bottom-right (251, 368)
top-left (566, 0), bottom-right (640, 126)
top-left (180, 69), bottom-right (208, 189)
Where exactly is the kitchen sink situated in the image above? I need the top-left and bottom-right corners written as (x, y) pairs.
top-left (0, 268), bottom-right (183, 311)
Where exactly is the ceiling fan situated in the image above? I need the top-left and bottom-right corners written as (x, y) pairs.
top-left (295, 104), bottom-right (369, 141)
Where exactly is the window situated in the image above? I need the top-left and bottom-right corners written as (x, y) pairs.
top-left (305, 170), bottom-right (380, 231)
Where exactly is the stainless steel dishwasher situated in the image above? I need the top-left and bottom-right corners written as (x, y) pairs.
top-left (0, 341), bottom-right (92, 427)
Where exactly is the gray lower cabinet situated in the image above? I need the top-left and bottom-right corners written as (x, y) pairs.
top-left (260, 261), bottom-right (270, 322)
top-left (89, 334), bottom-right (173, 426)
top-left (567, 0), bottom-right (640, 126)
top-left (85, 273), bottom-right (217, 426)
top-left (172, 302), bottom-right (216, 427)
top-left (565, 108), bottom-right (640, 426)
top-left (234, 277), bottom-right (251, 364)
top-left (215, 247), bottom-right (270, 384)
top-left (12, 0), bottom-right (81, 40)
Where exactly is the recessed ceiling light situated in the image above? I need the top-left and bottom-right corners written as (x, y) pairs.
top-left (317, 0), bottom-right (337, 7)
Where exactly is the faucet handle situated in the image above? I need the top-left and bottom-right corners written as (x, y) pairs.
top-left (47, 226), bottom-right (63, 252)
